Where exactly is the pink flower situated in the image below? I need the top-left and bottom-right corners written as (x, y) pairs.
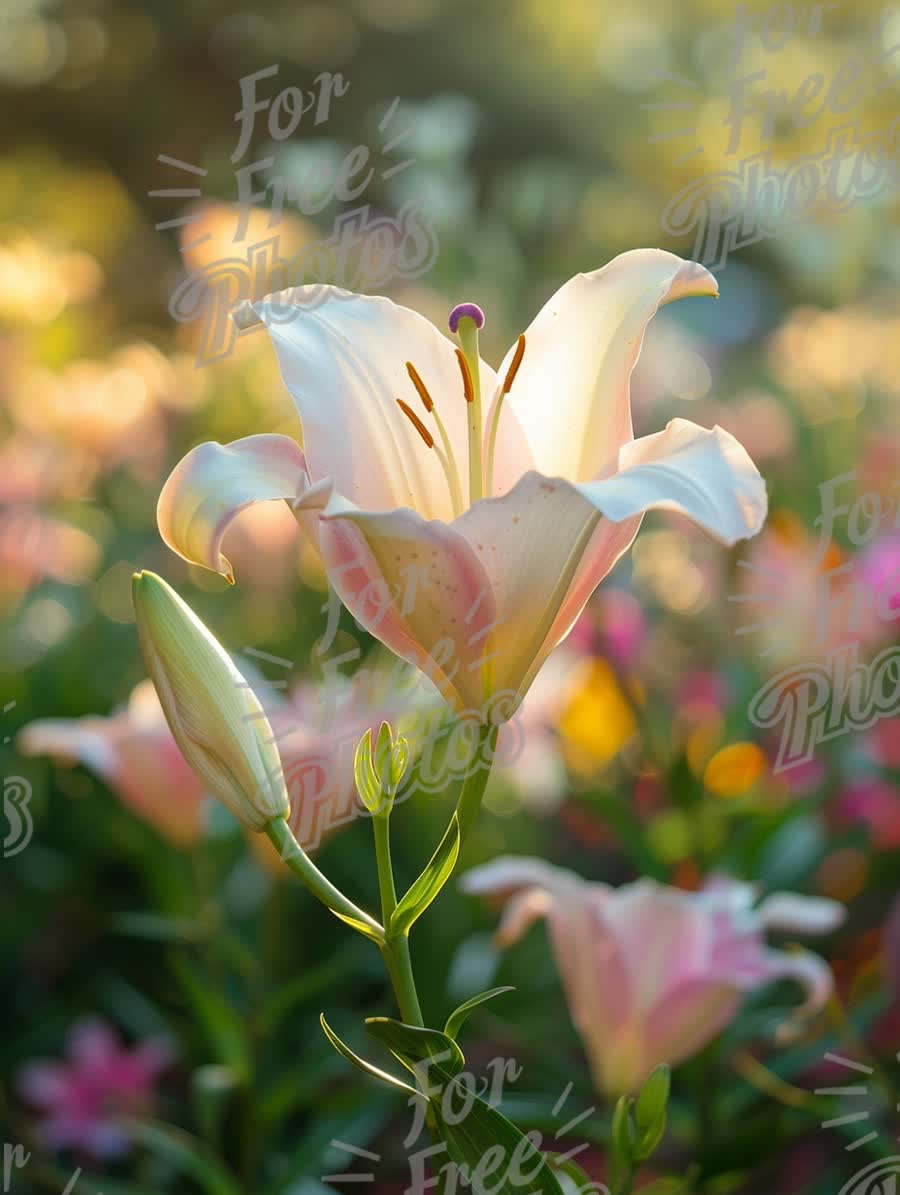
top-left (461, 859), bottom-right (844, 1097)
top-left (18, 680), bottom-right (205, 846)
top-left (18, 1018), bottom-right (172, 1160)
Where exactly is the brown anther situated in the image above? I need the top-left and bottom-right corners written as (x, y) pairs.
top-left (397, 399), bottom-right (434, 448)
top-left (405, 362), bottom-right (434, 413)
top-left (455, 348), bottom-right (474, 404)
top-left (502, 334), bottom-right (526, 394)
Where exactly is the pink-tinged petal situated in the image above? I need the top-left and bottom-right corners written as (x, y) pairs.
top-left (19, 684), bottom-right (206, 849)
top-left (460, 856), bottom-right (583, 900)
top-left (67, 1018), bottom-right (121, 1070)
top-left (765, 949), bottom-right (838, 1041)
top-left (18, 1062), bottom-right (71, 1108)
top-left (452, 422), bottom-right (763, 706)
top-left (502, 250), bottom-right (718, 483)
top-left (494, 887), bottom-right (552, 946)
top-left (609, 882), bottom-right (714, 1015)
top-left (453, 473), bottom-right (613, 703)
top-left (157, 434), bottom-right (317, 582)
top-left (586, 418), bottom-right (768, 544)
top-left (547, 892), bottom-right (633, 1089)
top-left (239, 287), bottom-right (498, 519)
top-left (17, 718), bottom-right (119, 782)
top-left (638, 980), bottom-right (740, 1079)
top-left (757, 892), bottom-right (846, 936)
top-left (319, 498), bottom-right (497, 713)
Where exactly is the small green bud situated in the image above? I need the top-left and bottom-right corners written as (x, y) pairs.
top-left (132, 570), bottom-right (289, 831)
top-left (353, 721), bottom-right (410, 817)
top-left (633, 1064), bottom-right (670, 1161)
top-left (611, 1094), bottom-right (634, 1168)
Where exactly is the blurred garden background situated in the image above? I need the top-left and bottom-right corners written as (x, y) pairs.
top-left (2, 0), bottom-right (900, 1191)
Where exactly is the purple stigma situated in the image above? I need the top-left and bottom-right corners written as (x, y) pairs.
top-left (448, 302), bottom-right (485, 334)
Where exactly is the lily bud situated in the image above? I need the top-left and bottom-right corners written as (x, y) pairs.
top-left (353, 721), bottom-right (410, 817)
top-left (132, 570), bottom-right (289, 831)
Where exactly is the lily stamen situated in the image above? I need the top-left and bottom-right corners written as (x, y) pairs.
top-left (485, 333), bottom-right (526, 499)
top-left (455, 349), bottom-right (474, 404)
top-left (397, 390), bottom-right (464, 518)
top-left (502, 333), bottom-right (526, 393)
top-left (396, 398), bottom-right (434, 448)
top-left (405, 361), bottom-right (434, 413)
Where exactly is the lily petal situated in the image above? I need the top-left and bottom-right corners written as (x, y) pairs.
top-left (600, 417), bottom-right (769, 540)
top-left (241, 286), bottom-right (498, 519)
top-left (766, 948), bottom-right (838, 1041)
top-left (502, 250), bottom-right (718, 482)
top-left (319, 496), bottom-right (497, 712)
top-left (757, 892), bottom-right (846, 936)
top-left (453, 421), bottom-right (764, 703)
top-left (460, 856), bottom-right (583, 900)
top-left (157, 434), bottom-right (320, 582)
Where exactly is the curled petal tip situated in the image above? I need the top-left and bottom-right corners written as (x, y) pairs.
top-left (448, 302), bottom-right (485, 333)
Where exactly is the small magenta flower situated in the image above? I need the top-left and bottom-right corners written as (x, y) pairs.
top-left (462, 859), bottom-right (844, 1096)
top-left (132, 570), bottom-right (289, 831)
top-left (18, 1018), bottom-right (172, 1160)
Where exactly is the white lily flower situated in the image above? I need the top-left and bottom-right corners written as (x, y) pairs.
top-left (157, 250), bottom-right (766, 716)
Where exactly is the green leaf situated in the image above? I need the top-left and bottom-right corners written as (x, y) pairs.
top-left (390, 814), bottom-right (461, 936)
top-left (169, 954), bottom-right (250, 1077)
top-left (110, 911), bottom-right (210, 943)
top-left (548, 1155), bottom-right (600, 1195)
top-left (426, 1060), bottom-right (567, 1195)
top-left (126, 1117), bottom-right (241, 1195)
top-left (444, 987), bottom-right (515, 1040)
top-left (365, 1017), bottom-right (465, 1076)
top-left (319, 1013), bottom-right (418, 1095)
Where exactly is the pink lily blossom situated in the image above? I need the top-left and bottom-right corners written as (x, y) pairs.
top-left (18, 680), bottom-right (206, 846)
top-left (18, 1018), bottom-right (172, 1160)
top-left (156, 251), bottom-right (766, 717)
top-left (461, 858), bottom-right (844, 1096)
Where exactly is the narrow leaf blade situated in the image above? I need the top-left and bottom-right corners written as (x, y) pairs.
top-left (444, 987), bottom-right (515, 1040)
top-left (391, 814), bottom-right (461, 937)
top-left (319, 1014), bottom-right (417, 1095)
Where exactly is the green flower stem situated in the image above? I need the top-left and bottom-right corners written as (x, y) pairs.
top-left (373, 810), bottom-right (425, 1027)
top-left (381, 933), bottom-right (424, 1028)
top-left (372, 813), bottom-right (398, 923)
top-left (264, 817), bottom-right (384, 943)
top-left (455, 722), bottom-right (499, 841)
